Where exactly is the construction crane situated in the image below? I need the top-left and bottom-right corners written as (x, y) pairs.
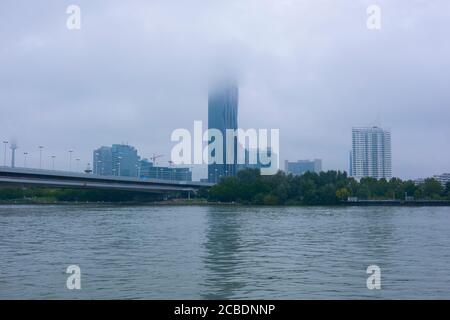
top-left (150, 154), bottom-right (163, 166)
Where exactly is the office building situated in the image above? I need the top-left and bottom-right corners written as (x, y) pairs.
top-left (93, 145), bottom-right (192, 181)
top-left (415, 173), bottom-right (450, 186)
top-left (284, 159), bottom-right (322, 176)
top-left (111, 144), bottom-right (139, 177)
top-left (94, 144), bottom-right (139, 177)
top-left (351, 126), bottom-right (392, 180)
top-left (207, 80), bottom-right (238, 182)
top-left (93, 146), bottom-right (113, 176)
top-left (139, 158), bottom-right (192, 181)
top-left (434, 173), bottom-right (450, 186)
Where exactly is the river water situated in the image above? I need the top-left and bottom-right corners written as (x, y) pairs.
top-left (0, 205), bottom-right (449, 299)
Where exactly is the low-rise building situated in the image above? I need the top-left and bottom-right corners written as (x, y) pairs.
top-left (284, 159), bottom-right (322, 176)
top-left (415, 173), bottom-right (450, 186)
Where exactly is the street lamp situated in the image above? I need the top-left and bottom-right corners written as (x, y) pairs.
top-left (97, 160), bottom-right (102, 176)
top-left (186, 166), bottom-right (194, 182)
top-left (23, 152), bottom-right (28, 167)
top-left (94, 152), bottom-right (99, 174)
top-left (135, 164), bottom-right (141, 178)
top-left (2, 141), bottom-right (8, 166)
top-left (75, 158), bottom-right (80, 172)
top-left (38, 146), bottom-right (44, 169)
top-left (117, 156), bottom-right (122, 176)
top-left (51, 155), bottom-right (56, 170)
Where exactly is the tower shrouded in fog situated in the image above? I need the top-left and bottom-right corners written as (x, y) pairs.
top-left (208, 79), bottom-right (238, 183)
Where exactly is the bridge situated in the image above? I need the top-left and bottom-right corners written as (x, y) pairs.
top-left (0, 167), bottom-right (213, 194)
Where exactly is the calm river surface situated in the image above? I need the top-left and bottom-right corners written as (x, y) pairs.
top-left (1, 205), bottom-right (449, 299)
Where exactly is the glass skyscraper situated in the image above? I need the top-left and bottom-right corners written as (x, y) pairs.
top-left (208, 80), bottom-right (238, 183)
top-left (351, 126), bottom-right (392, 180)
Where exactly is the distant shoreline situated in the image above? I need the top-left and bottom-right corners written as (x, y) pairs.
top-left (1, 199), bottom-right (450, 207)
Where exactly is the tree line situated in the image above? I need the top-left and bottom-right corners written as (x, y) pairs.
top-left (199, 169), bottom-right (450, 205)
top-left (1, 169), bottom-right (449, 205)
top-left (0, 187), bottom-right (163, 203)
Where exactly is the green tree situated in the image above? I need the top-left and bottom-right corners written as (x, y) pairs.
top-left (421, 178), bottom-right (444, 199)
top-left (445, 182), bottom-right (450, 198)
top-left (336, 187), bottom-right (349, 201)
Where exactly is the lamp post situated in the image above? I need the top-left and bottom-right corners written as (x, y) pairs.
top-left (136, 164), bottom-right (141, 178)
top-left (187, 166), bottom-right (194, 182)
top-left (51, 155), bottom-right (56, 170)
top-left (117, 157), bottom-right (122, 176)
top-left (94, 152), bottom-right (99, 174)
top-left (75, 158), bottom-right (80, 172)
top-left (97, 160), bottom-right (102, 176)
top-left (168, 161), bottom-right (175, 181)
top-left (23, 152), bottom-right (28, 167)
top-left (38, 146), bottom-right (44, 169)
top-left (2, 141), bottom-right (8, 166)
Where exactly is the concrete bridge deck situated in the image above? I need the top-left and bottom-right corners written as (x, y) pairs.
top-left (0, 167), bottom-right (213, 194)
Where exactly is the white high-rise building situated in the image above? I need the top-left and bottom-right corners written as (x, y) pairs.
top-left (351, 127), bottom-right (392, 180)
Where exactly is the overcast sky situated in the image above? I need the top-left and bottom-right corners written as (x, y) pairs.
top-left (0, 0), bottom-right (449, 180)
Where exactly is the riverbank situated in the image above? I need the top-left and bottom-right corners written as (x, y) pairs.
top-left (1, 169), bottom-right (449, 206)
top-left (345, 200), bottom-right (450, 206)
top-left (2, 198), bottom-right (450, 206)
